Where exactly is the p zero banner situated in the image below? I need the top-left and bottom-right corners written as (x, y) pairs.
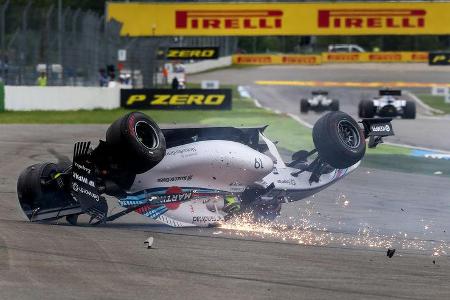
top-left (121, 89), bottom-right (232, 110)
top-left (163, 47), bottom-right (220, 60)
top-left (107, 2), bottom-right (450, 36)
top-left (429, 52), bottom-right (450, 66)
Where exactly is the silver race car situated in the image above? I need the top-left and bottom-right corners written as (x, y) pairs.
top-left (300, 90), bottom-right (339, 113)
top-left (17, 111), bottom-right (393, 227)
top-left (359, 89), bottom-right (416, 119)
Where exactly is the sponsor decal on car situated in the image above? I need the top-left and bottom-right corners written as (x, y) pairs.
top-left (276, 179), bottom-right (296, 186)
top-left (73, 162), bottom-right (92, 174)
top-left (371, 124), bottom-right (391, 132)
top-left (72, 172), bottom-right (95, 187)
top-left (157, 175), bottom-right (193, 183)
top-left (72, 183), bottom-right (99, 202)
top-left (166, 147), bottom-right (197, 156)
top-left (192, 216), bottom-right (224, 223)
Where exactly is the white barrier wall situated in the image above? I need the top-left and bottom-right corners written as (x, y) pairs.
top-left (184, 56), bottom-right (232, 74)
top-left (5, 86), bottom-right (120, 111)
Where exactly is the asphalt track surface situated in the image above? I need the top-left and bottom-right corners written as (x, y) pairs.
top-left (191, 63), bottom-right (450, 151)
top-left (1, 121), bottom-right (450, 299)
top-left (1, 64), bottom-right (450, 299)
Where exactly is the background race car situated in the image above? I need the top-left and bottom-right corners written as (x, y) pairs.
top-left (358, 89), bottom-right (416, 119)
top-left (300, 90), bottom-right (339, 113)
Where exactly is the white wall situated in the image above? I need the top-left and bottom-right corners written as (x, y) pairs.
top-left (184, 56), bottom-right (232, 74)
top-left (5, 86), bottom-right (120, 111)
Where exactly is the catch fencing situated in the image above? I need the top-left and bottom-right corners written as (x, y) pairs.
top-left (0, 1), bottom-right (237, 87)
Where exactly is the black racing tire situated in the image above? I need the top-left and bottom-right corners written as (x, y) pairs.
top-left (106, 112), bottom-right (166, 174)
top-left (359, 100), bottom-right (375, 118)
top-left (17, 162), bottom-right (59, 220)
top-left (402, 101), bottom-right (416, 119)
top-left (312, 111), bottom-right (366, 169)
top-left (330, 99), bottom-right (340, 111)
top-left (300, 99), bottom-right (309, 113)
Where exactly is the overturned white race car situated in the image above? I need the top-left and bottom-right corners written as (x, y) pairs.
top-left (300, 90), bottom-right (339, 114)
top-left (358, 89), bottom-right (416, 119)
top-left (17, 111), bottom-right (393, 227)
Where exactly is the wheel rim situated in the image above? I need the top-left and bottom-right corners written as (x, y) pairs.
top-left (337, 120), bottom-right (360, 149)
top-left (134, 121), bottom-right (159, 150)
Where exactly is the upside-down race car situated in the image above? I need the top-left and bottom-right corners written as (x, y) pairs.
top-left (300, 90), bottom-right (339, 114)
top-left (358, 89), bottom-right (416, 119)
top-left (17, 111), bottom-right (393, 227)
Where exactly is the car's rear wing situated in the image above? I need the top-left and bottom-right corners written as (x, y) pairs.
top-left (379, 89), bottom-right (401, 96)
top-left (360, 118), bottom-right (394, 148)
top-left (312, 90), bottom-right (328, 96)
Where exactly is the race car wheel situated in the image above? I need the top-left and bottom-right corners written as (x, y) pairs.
top-left (106, 112), bottom-right (166, 174)
top-left (359, 100), bottom-right (375, 118)
top-left (17, 162), bottom-right (64, 220)
top-left (313, 111), bottom-right (366, 169)
top-left (331, 99), bottom-right (340, 111)
top-left (300, 99), bottom-right (309, 113)
top-left (402, 101), bottom-right (416, 119)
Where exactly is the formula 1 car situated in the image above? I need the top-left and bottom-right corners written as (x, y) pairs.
top-left (300, 90), bottom-right (339, 113)
top-left (17, 111), bottom-right (394, 227)
top-left (358, 89), bottom-right (416, 119)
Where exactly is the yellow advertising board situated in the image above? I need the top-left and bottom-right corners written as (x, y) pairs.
top-left (321, 52), bottom-right (428, 63)
top-left (232, 52), bottom-right (428, 65)
top-left (232, 54), bottom-right (322, 65)
top-left (107, 2), bottom-right (450, 36)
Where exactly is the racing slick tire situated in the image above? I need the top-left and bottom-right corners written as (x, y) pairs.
top-left (300, 99), bottom-right (309, 113)
top-left (17, 162), bottom-right (66, 221)
top-left (402, 101), bottom-right (416, 119)
top-left (331, 99), bottom-right (340, 111)
top-left (106, 112), bottom-right (166, 174)
top-left (312, 111), bottom-right (366, 169)
top-left (358, 100), bottom-right (375, 118)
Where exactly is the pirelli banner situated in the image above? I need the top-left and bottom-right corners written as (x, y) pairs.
top-left (322, 51), bottom-right (428, 63)
top-left (233, 54), bottom-right (322, 65)
top-left (121, 89), bottom-right (232, 110)
top-left (232, 52), bottom-right (428, 65)
top-left (107, 2), bottom-right (450, 36)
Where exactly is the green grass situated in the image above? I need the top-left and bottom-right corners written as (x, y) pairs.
top-left (417, 94), bottom-right (450, 114)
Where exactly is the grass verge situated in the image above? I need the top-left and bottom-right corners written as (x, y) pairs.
top-left (417, 94), bottom-right (450, 114)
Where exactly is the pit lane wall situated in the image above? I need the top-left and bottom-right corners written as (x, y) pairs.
top-left (232, 52), bottom-right (428, 65)
top-left (4, 86), bottom-right (120, 111)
